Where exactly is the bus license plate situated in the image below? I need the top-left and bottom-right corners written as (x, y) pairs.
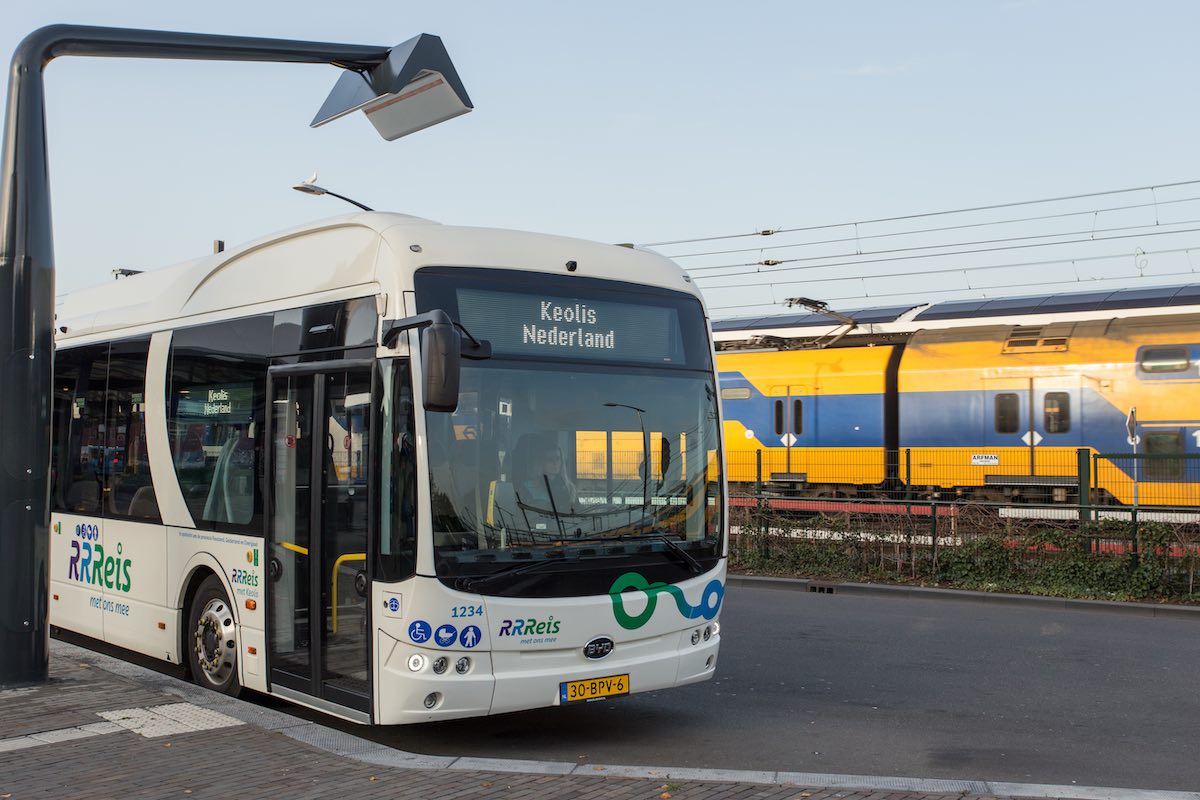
top-left (559, 674), bottom-right (629, 703)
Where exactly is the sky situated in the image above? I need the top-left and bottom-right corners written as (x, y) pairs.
top-left (5, 1), bottom-right (1200, 317)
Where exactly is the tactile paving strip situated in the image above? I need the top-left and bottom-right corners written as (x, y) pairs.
top-left (98, 702), bottom-right (244, 739)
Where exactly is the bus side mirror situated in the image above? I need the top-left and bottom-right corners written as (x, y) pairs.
top-left (421, 319), bottom-right (461, 412)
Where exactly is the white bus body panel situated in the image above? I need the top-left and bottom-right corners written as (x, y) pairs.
top-left (57, 213), bottom-right (703, 346)
top-left (372, 565), bottom-right (724, 724)
top-left (167, 529), bottom-right (267, 693)
top-left (49, 514), bottom-right (175, 662)
top-left (49, 515), bottom-right (106, 641)
top-left (99, 518), bottom-right (171, 659)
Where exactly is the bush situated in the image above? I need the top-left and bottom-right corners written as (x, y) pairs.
top-left (730, 505), bottom-right (1200, 603)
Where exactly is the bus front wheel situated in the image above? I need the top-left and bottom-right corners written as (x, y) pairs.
top-left (187, 575), bottom-right (242, 696)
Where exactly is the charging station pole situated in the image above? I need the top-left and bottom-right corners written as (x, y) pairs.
top-left (0, 25), bottom-right (470, 685)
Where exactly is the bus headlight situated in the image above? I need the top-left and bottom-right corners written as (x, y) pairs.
top-left (407, 654), bottom-right (426, 672)
top-left (432, 656), bottom-right (448, 674)
top-left (455, 657), bottom-right (471, 674)
top-left (703, 625), bottom-right (712, 642)
top-left (423, 692), bottom-right (440, 709)
top-left (690, 629), bottom-right (701, 646)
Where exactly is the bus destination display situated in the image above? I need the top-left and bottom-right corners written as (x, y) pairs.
top-left (456, 288), bottom-right (684, 363)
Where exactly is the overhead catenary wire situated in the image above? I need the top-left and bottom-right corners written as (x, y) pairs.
top-left (708, 243), bottom-right (1199, 294)
top-left (666, 195), bottom-right (1200, 261)
top-left (642, 177), bottom-right (1200, 248)
top-left (692, 224), bottom-right (1200, 289)
top-left (689, 217), bottom-right (1200, 278)
top-left (704, 245), bottom-right (1200, 314)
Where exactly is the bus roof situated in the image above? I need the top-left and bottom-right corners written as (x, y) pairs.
top-left (56, 211), bottom-right (701, 343)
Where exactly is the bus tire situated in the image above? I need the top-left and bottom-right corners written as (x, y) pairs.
top-left (186, 574), bottom-right (242, 696)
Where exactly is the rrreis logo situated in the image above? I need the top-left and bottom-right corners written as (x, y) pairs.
top-left (497, 616), bottom-right (561, 637)
top-left (497, 616), bottom-right (562, 646)
top-left (67, 524), bottom-right (132, 593)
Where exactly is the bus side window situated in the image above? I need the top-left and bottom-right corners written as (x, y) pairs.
top-left (167, 316), bottom-right (270, 532)
top-left (378, 362), bottom-right (417, 581)
top-left (106, 337), bottom-right (158, 521)
top-left (52, 344), bottom-right (108, 515)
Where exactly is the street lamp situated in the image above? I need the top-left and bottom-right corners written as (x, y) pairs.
top-left (292, 172), bottom-right (373, 211)
top-left (604, 402), bottom-right (649, 510)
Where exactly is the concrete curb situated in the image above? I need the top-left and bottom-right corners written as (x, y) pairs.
top-left (728, 573), bottom-right (1200, 618)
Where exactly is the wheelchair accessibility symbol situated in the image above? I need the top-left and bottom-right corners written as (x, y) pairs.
top-left (408, 620), bottom-right (431, 643)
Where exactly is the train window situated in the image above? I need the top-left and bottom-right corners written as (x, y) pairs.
top-left (1144, 430), bottom-right (1185, 481)
top-left (773, 400), bottom-right (784, 435)
top-left (1139, 346), bottom-right (1190, 373)
top-left (994, 393), bottom-right (1020, 434)
top-left (720, 387), bottom-right (751, 401)
top-left (1044, 392), bottom-right (1070, 434)
top-left (792, 399), bottom-right (802, 435)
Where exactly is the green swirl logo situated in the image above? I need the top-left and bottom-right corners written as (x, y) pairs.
top-left (608, 572), bottom-right (724, 630)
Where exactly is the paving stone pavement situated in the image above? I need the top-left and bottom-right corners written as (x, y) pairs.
top-left (0, 642), bottom-right (1185, 800)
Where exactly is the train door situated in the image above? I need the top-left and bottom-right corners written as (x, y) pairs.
top-left (769, 384), bottom-right (806, 479)
top-left (267, 362), bottom-right (374, 721)
top-left (986, 377), bottom-right (1080, 475)
top-left (985, 378), bottom-right (1031, 480)
top-left (1032, 377), bottom-right (1081, 441)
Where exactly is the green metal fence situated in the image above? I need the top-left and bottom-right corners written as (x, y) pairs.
top-left (727, 496), bottom-right (1200, 599)
top-left (725, 449), bottom-right (1200, 600)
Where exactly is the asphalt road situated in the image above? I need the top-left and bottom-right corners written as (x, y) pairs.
top-left (342, 582), bottom-right (1200, 793)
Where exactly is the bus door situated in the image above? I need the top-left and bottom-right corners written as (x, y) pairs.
top-left (267, 362), bottom-right (374, 719)
top-left (768, 384), bottom-right (806, 480)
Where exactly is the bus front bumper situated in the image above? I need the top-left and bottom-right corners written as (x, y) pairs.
top-left (375, 628), bottom-right (720, 725)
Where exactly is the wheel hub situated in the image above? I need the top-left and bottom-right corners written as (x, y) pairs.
top-left (193, 598), bottom-right (236, 686)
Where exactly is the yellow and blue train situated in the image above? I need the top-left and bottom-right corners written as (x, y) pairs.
top-left (714, 284), bottom-right (1200, 507)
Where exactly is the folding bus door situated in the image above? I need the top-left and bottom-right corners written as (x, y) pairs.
top-left (267, 362), bottom-right (374, 719)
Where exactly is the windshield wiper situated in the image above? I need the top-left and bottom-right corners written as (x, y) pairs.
top-left (455, 556), bottom-right (567, 593)
top-left (543, 474), bottom-right (568, 538)
top-left (617, 533), bottom-right (704, 575)
top-left (656, 536), bottom-right (704, 575)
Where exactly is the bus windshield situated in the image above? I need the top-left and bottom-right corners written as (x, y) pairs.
top-left (425, 362), bottom-right (723, 596)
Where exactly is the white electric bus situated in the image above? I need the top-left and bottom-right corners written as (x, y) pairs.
top-left (49, 211), bottom-right (726, 724)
